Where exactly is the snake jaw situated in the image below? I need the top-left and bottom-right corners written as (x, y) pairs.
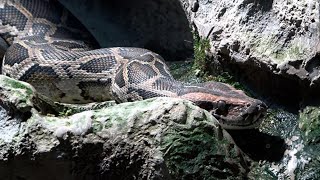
top-left (210, 100), bottom-right (267, 130)
top-left (184, 90), bottom-right (267, 129)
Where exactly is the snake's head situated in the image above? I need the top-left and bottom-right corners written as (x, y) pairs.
top-left (181, 82), bottom-right (267, 130)
top-left (200, 98), bottom-right (267, 130)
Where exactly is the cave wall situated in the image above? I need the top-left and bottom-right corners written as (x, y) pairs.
top-left (58, 0), bottom-right (193, 61)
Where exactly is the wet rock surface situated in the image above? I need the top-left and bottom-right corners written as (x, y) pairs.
top-left (246, 106), bottom-right (320, 180)
top-left (0, 75), bottom-right (249, 179)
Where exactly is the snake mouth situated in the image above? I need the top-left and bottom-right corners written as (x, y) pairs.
top-left (211, 102), bottom-right (267, 130)
top-left (212, 111), bottom-right (266, 130)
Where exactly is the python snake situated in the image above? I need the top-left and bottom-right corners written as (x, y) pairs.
top-left (0, 0), bottom-right (266, 129)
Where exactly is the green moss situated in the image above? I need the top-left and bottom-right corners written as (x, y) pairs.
top-left (272, 51), bottom-right (286, 60)
top-left (3, 78), bottom-right (33, 96)
top-left (299, 106), bottom-right (320, 144)
top-left (54, 101), bottom-right (116, 117)
top-left (92, 101), bottom-right (147, 131)
top-left (248, 163), bottom-right (280, 180)
top-left (162, 127), bottom-right (245, 179)
top-left (286, 43), bottom-right (306, 59)
top-left (296, 157), bottom-right (320, 180)
top-left (104, 120), bottom-right (113, 129)
top-left (58, 108), bottom-right (74, 117)
top-left (92, 120), bottom-right (103, 133)
top-left (269, 43), bottom-right (306, 62)
top-left (192, 32), bottom-right (211, 74)
top-left (166, 31), bottom-right (254, 96)
top-left (250, 33), bottom-right (308, 63)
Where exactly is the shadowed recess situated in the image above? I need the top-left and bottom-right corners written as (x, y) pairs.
top-left (58, 0), bottom-right (194, 61)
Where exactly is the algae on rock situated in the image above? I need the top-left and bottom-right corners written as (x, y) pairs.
top-left (192, 32), bottom-right (211, 75)
top-left (0, 75), bottom-right (249, 179)
top-left (299, 106), bottom-right (320, 144)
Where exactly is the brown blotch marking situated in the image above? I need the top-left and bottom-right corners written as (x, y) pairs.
top-left (127, 61), bottom-right (157, 84)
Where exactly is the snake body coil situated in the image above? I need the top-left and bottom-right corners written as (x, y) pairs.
top-left (0, 0), bottom-right (266, 129)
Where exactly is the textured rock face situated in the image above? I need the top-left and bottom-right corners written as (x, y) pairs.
top-left (58, 0), bottom-right (194, 61)
top-left (182, 0), bottom-right (320, 102)
top-left (0, 75), bottom-right (248, 179)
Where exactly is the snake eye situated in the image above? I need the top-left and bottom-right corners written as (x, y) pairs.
top-left (217, 100), bottom-right (226, 111)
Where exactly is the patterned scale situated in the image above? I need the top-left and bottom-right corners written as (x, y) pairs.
top-left (0, 0), bottom-right (267, 129)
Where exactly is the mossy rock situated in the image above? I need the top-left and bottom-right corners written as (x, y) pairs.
top-left (299, 106), bottom-right (320, 144)
top-left (0, 75), bottom-right (249, 179)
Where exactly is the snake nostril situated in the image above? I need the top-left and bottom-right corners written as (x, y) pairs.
top-left (256, 101), bottom-right (267, 110)
top-left (247, 104), bottom-right (257, 114)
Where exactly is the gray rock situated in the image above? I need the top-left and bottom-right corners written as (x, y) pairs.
top-left (181, 0), bottom-right (320, 101)
top-left (0, 75), bottom-right (249, 179)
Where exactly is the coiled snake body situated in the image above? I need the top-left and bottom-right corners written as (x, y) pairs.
top-left (0, 0), bottom-right (266, 129)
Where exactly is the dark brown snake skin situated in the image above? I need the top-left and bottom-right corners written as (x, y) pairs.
top-left (0, 0), bottom-right (266, 129)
